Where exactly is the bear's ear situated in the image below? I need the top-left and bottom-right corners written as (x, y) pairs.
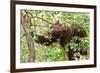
top-left (54, 20), bottom-right (62, 27)
top-left (55, 20), bottom-right (60, 25)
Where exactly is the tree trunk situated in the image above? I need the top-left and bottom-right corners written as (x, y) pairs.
top-left (21, 11), bottom-right (36, 62)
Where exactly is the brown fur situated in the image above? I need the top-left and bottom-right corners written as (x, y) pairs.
top-left (36, 21), bottom-right (87, 47)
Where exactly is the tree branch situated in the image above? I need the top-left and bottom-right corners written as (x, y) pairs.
top-left (24, 10), bottom-right (53, 25)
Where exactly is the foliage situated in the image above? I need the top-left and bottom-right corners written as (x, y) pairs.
top-left (20, 10), bottom-right (90, 62)
top-left (35, 43), bottom-right (65, 62)
top-left (20, 36), bottom-right (29, 63)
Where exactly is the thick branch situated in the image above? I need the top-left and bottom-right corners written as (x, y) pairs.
top-left (24, 10), bottom-right (53, 25)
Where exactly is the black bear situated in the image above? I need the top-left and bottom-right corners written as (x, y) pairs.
top-left (35, 20), bottom-right (87, 47)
